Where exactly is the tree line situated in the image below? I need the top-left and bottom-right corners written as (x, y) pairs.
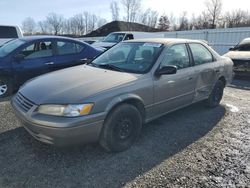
top-left (21, 0), bottom-right (250, 36)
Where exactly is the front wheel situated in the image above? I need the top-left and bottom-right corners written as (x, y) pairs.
top-left (0, 77), bottom-right (13, 98)
top-left (100, 104), bottom-right (142, 152)
top-left (205, 80), bottom-right (225, 108)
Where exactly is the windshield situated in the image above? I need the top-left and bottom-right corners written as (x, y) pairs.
top-left (102, 33), bottom-right (125, 43)
top-left (0, 39), bottom-right (25, 57)
top-left (91, 42), bottom-right (163, 74)
top-left (233, 40), bottom-right (250, 51)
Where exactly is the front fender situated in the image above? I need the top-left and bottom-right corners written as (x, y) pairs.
top-left (105, 93), bottom-right (145, 113)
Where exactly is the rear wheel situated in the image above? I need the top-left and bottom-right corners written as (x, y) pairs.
top-left (205, 80), bottom-right (225, 108)
top-left (0, 77), bottom-right (13, 98)
top-left (100, 104), bottom-right (142, 152)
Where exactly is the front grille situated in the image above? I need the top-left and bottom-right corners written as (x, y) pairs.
top-left (232, 59), bottom-right (250, 68)
top-left (14, 92), bottom-right (35, 112)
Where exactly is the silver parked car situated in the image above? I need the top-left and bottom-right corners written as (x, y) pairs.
top-left (12, 38), bottom-right (233, 152)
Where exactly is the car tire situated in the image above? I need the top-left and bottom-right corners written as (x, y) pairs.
top-left (100, 104), bottom-right (142, 152)
top-left (0, 77), bottom-right (13, 98)
top-left (205, 80), bottom-right (224, 108)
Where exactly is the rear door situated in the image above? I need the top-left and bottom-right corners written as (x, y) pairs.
top-left (52, 39), bottom-right (87, 71)
top-left (12, 39), bottom-right (55, 85)
top-left (188, 43), bottom-right (218, 101)
top-left (153, 44), bottom-right (197, 115)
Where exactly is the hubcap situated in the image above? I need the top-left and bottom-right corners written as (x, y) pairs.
top-left (115, 118), bottom-right (133, 140)
top-left (214, 87), bottom-right (223, 102)
top-left (0, 84), bottom-right (7, 96)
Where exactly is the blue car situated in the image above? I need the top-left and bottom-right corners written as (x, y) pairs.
top-left (0, 36), bottom-right (102, 97)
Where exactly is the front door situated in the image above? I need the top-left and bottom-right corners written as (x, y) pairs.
top-left (12, 40), bottom-right (55, 86)
top-left (153, 44), bottom-right (196, 116)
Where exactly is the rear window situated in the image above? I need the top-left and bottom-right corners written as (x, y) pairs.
top-left (0, 26), bottom-right (18, 38)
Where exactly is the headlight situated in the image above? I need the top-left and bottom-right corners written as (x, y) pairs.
top-left (37, 104), bottom-right (94, 117)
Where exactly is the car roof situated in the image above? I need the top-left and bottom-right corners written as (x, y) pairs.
top-left (123, 38), bottom-right (205, 45)
top-left (18, 35), bottom-right (81, 42)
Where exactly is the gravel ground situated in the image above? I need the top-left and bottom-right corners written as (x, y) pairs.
top-left (0, 79), bottom-right (249, 188)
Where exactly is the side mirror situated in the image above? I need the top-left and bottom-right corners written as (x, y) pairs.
top-left (82, 58), bottom-right (92, 64)
top-left (155, 65), bottom-right (177, 76)
top-left (14, 54), bottom-right (25, 61)
top-left (229, 47), bottom-right (234, 51)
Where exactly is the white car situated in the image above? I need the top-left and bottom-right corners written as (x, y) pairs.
top-left (0, 25), bottom-right (23, 47)
top-left (224, 38), bottom-right (250, 77)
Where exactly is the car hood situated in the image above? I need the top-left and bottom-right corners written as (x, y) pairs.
top-left (92, 41), bottom-right (116, 48)
top-left (224, 51), bottom-right (250, 60)
top-left (19, 65), bottom-right (139, 104)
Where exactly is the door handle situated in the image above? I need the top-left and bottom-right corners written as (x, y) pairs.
top-left (187, 77), bottom-right (193, 80)
top-left (45, 62), bottom-right (54, 65)
top-left (215, 69), bottom-right (220, 73)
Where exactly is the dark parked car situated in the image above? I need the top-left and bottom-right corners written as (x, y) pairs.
top-left (224, 38), bottom-right (250, 77)
top-left (0, 36), bottom-right (102, 97)
top-left (12, 39), bottom-right (233, 152)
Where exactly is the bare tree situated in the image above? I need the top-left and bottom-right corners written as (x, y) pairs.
top-left (62, 19), bottom-right (74, 35)
top-left (178, 12), bottom-right (189, 31)
top-left (169, 13), bottom-right (178, 31)
top-left (22, 17), bottom-right (36, 35)
top-left (88, 14), bottom-right (97, 32)
top-left (46, 13), bottom-right (64, 35)
top-left (83, 11), bottom-right (89, 34)
top-left (139, 9), bottom-right (159, 28)
top-left (110, 1), bottom-right (119, 21)
top-left (72, 14), bottom-right (85, 35)
top-left (205, 0), bottom-right (223, 29)
top-left (224, 9), bottom-right (249, 28)
top-left (121, 0), bottom-right (141, 23)
top-left (158, 15), bottom-right (170, 31)
top-left (38, 20), bottom-right (51, 34)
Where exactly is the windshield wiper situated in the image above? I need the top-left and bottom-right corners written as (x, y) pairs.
top-left (97, 64), bottom-right (124, 72)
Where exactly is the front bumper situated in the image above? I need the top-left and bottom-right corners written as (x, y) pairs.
top-left (11, 99), bottom-right (105, 146)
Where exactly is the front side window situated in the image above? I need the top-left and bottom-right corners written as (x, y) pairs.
top-left (161, 44), bottom-right (190, 69)
top-left (57, 41), bottom-right (84, 55)
top-left (189, 43), bottom-right (213, 65)
top-left (18, 41), bottom-right (53, 59)
top-left (102, 33), bottom-right (125, 43)
top-left (91, 42), bottom-right (163, 74)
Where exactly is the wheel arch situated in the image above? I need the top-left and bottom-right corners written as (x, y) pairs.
top-left (105, 94), bottom-right (146, 123)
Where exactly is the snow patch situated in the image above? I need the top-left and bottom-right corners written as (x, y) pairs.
top-left (225, 104), bottom-right (240, 113)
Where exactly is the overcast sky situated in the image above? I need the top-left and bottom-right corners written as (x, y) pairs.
top-left (0, 0), bottom-right (250, 26)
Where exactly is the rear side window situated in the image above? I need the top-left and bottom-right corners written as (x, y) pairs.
top-left (189, 43), bottom-right (213, 65)
top-left (0, 26), bottom-right (18, 38)
top-left (57, 41), bottom-right (85, 55)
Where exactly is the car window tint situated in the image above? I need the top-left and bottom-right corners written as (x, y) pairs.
top-left (57, 41), bottom-right (84, 55)
top-left (189, 43), bottom-right (213, 65)
top-left (19, 41), bottom-right (53, 59)
top-left (236, 43), bottom-right (250, 51)
top-left (0, 26), bottom-right (18, 38)
top-left (161, 44), bottom-right (190, 69)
